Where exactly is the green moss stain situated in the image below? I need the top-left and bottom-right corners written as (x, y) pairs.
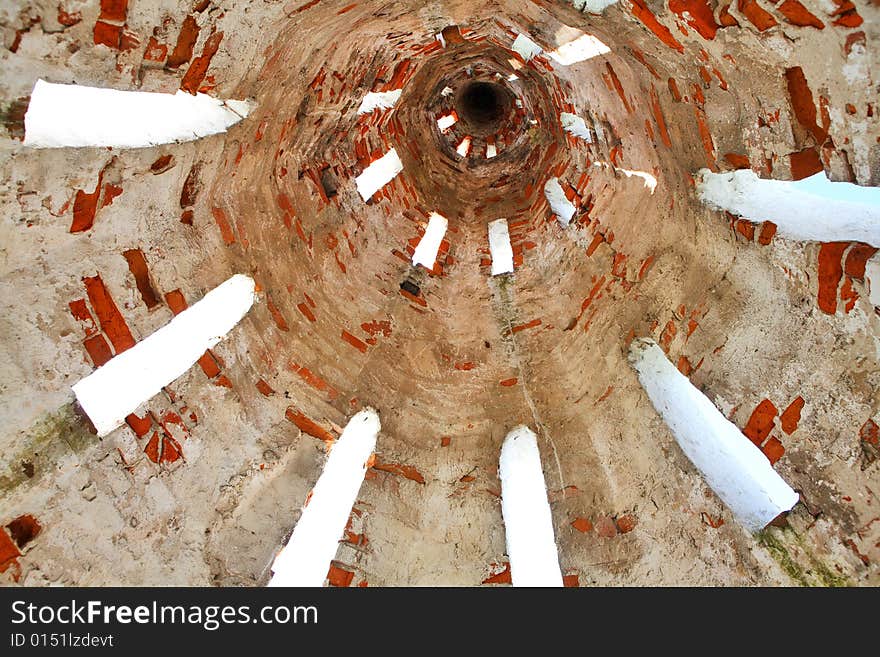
top-left (757, 526), bottom-right (851, 587)
top-left (0, 404), bottom-right (96, 495)
top-left (488, 274), bottom-right (518, 357)
top-left (757, 529), bottom-right (811, 586)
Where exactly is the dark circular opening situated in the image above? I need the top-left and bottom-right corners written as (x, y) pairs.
top-left (454, 81), bottom-right (513, 135)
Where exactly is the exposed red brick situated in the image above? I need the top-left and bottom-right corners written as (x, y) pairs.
top-left (668, 77), bottom-right (682, 102)
top-left (384, 58), bottom-right (412, 91)
top-left (213, 374), bottom-right (233, 388)
top-left (844, 244), bottom-right (878, 279)
top-left (93, 20), bottom-right (123, 49)
top-left (288, 362), bottom-right (338, 400)
top-left (285, 408), bottom-right (335, 443)
top-left (638, 255), bottom-right (655, 280)
top-left (735, 219), bottom-right (756, 241)
top-left (211, 207), bottom-right (236, 245)
top-left (341, 329), bottom-right (368, 353)
top-left (616, 514), bottom-right (637, 534)
top-left (757, 221), bottom-right (778, 245)
top-left (125, 412), bottom-right (152, 438)
top-left (70, 167), bottom-right (107, 233)
top-left (605, 63), bottom-right (632, 114)
top-left (150, 154), bottom-right (174, 174)
top-left (701, 512), bottom-right (725, 528)
top-left (327, 564), bottom-right (354, 587)
top-left (571, 517), bottom-right (593, 533)
top-left (511, 318), bottom-right (542, 333)
top-left (83, 334), bottom-right (113, 366)
top-left (844, 30), bottom-right (865, 57)
top-left (777, 0), bottom-right (825, 28)
top-left (677, 356), bottom-right (693, 376)
top-left (650, 85), bottom-right (672, 148)
top-left (738, 0), bottom-right (778, 30)
top-left (441, 25), bottom-right (465, 45)
top-left (180, 163), bottom-right (201, 208)
top-left (69, 299), bottom-right (99, 337)
top-left (563, 574), bottom-right (579, 587)
top-left (83, 275), bottom-right (135, 353)
top-left (693, 107), bottom-right (717, 170)
top-left (166, 15), bottom-right (199, 69)
top-left (143, 36), bottom-right (168, 62)
top-left (785, 67), bottom-right (826, 144)
top-left (629, 0), bottom-right (685, 53)
top-left (266, 298), bottom-right (290, 332)
top-left (358, 318), bottom-right (392, 339)
top-left (122, 249), bottom-right (161, 310)
top-left (659, 320), bottom-right (677, 351)
top-left (831, 1), bottom-right (863, 28)
top-left (586, 233), bottom-right (605, 257)
top-left (164, 289), bottom-right (188, 315)
top-left (789, 147), bottom-right (823, 180)
top-left (256, 379), bottom-right (275, 396)
top-left (718, 2), bottom-right (740, 26)
top-left (119, 28), bottom-right (139, 53)
top-left (742, 399), bottom-right (778, 445)
top-left (297, 302), bottom-right (316, 322)
top-left (833, 12), bottom-right (862, 27)
top-left (6, 515), bottom-right (41, 549)
top-left (58, 8), bottom-right (82, 26)
top-left (669, 0), bottom-right (719, 39)
top-left (693, 79), bottom-right (712, 106)
top-left (144, 430), bottom-right (183, 464)
top-left (100, 183), bottom-right (123, 209)
top-left (400, 288), bottom-right (427, 307)
top-left (197, 351), bottom-right (221, 379)
top-left (780, 396), bottom-right (804, 434)
top-left (180, 30), bottom-right (223, 95)
top-left (0, 530), bottom-right (21, 573)
top-left (98, 0), bottom-right (127, 22)
top-left (441, 436), bottom-right (451, 447)
top-left (499, 377), bottom-right (518, 387)
top-left (860, 419), bottom-right (879, 446)
top-left (372, 460), bottom-right (426, 484)
top-left (160, 433), bottom-right (183, 464)
top-left (817, 242), bottom-right (848, 314)
top-left (762, 437), bottom-right (785, 465)
top-left (481, 562), bottom-right (512, 584)
top-left (840, 276), bottom-right (858, 314)
top-left (698, 66), bottom-right (713, 87)
top-left (611, 252), bottom-right (628, 278)
top-left (143, 431), bottom-right (160, 462)
top-left (629, 47), bottom-right (660, 79)
top-left (723, 153), bottom-right (750, 169)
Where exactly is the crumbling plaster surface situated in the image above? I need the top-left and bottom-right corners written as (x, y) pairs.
top-left (0, 0), bottom-right (878, 586)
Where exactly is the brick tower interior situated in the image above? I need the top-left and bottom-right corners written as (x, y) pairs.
top-left (1, 0), bottom-right (879, 586)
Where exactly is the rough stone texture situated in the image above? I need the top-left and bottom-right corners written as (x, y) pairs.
top-left (0, 0), bottom-right (878, 586)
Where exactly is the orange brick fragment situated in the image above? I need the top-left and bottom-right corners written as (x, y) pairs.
top-left (571, 517), bottom-right (593, 533)
top-left (743, 399), bottom-right (778, 445)
top-left (762, 437), bottom-right (785, 465)
top-left (327, 564), bottom-right (354, 587)
top-left (780, 396), bottom-right (804, 434)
